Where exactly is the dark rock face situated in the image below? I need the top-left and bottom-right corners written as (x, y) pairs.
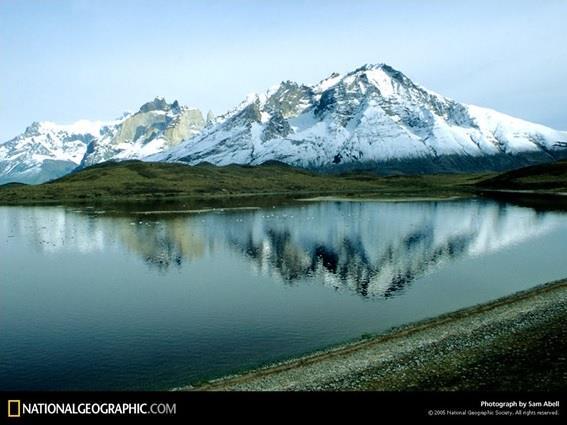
top-left (265, 82), bottom-right (314, 118)
top-left (139, 97), bottom-right (171, 113)
top-left (236, 102), bottom-right (262, 124)
top-left (262, 111), bottom-right (292, 141)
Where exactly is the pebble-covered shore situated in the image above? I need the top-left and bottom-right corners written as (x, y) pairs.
top-left (189, 279), bottom-right (566, 391)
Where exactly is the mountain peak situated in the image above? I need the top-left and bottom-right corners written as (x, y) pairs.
top-left (316, 72), bottom-right (342, 92)
top-left (347, 63), bottom-right (408, 82)
top-left (24, 121), bottom-right (42, 135)
top-left (154, 62), bottom-right (567, 172)
top-left (206, 110), bottom-right (215, 125)
top-left (353, 63), bottom-right (386, 72)
top-left (139, 97), bottom-right (176, 113)
top-left (4, 62), bottom-right (567, 186)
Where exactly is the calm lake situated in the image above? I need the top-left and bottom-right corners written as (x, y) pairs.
top-left (1, 198), bottom-right (567, 390)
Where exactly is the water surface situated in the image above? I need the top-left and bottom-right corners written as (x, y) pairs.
top-left (1, 199), bottom-right (567, 390)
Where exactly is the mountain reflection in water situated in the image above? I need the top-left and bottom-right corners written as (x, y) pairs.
top-left (2, 200), bottom-right (561, 297)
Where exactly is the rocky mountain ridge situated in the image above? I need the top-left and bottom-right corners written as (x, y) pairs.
top-left (2, 63), bottom-right (567, 184)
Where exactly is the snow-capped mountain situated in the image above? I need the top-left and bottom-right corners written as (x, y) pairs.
top-left (2, 64), bottom-right (566, 184)
top-left (0, 97), bottom-right (208, 184)
top-left (0, 120), bottom-right (113, 184)
top-left (153, 64), bottom-right (567, 173)
top-left (80, 97), bottom-right (206, 168)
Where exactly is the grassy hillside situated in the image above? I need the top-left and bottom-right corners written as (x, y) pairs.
top-left (0, 182), bottom-right (27, 189)
top-left (476, 159), bottom-right (567, 192)
top-left (0, 160), bottom-right (486, 205)
top-left (2, 159), bottom-right (565, 206)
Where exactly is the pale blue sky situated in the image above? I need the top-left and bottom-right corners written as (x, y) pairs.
top-left (1, 0), bottom-right (566, 140)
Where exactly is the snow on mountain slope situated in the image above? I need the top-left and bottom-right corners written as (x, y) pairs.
top-left (0, 97), bottom-right (208, 184)
top-left (0, 120), bottom-right (114, 184)
top-left (152, 64), bottom-right (567, 172)
top-left (3, 63), bottom-right (566, 184)
top-left (79, 97), bottom-right (206, 167)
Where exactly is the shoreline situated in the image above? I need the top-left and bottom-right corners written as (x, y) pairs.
top-left (131, 206), bottom-right (262, 214)
top-left (2, 187), bottom-right (563, 210)
top-left (296, 195), bottom-right (467, 203)
top-left (183, 278), bottom-right (567, 391)
top-left (0, 188), bottom-right (474, 207)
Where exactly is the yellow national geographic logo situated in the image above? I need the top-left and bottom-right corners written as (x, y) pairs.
top-left (7, 400), bottom-right (21, 418)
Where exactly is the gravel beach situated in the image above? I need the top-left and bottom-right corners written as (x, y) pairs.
top-left (189, 278), bottom-right (567, 391)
